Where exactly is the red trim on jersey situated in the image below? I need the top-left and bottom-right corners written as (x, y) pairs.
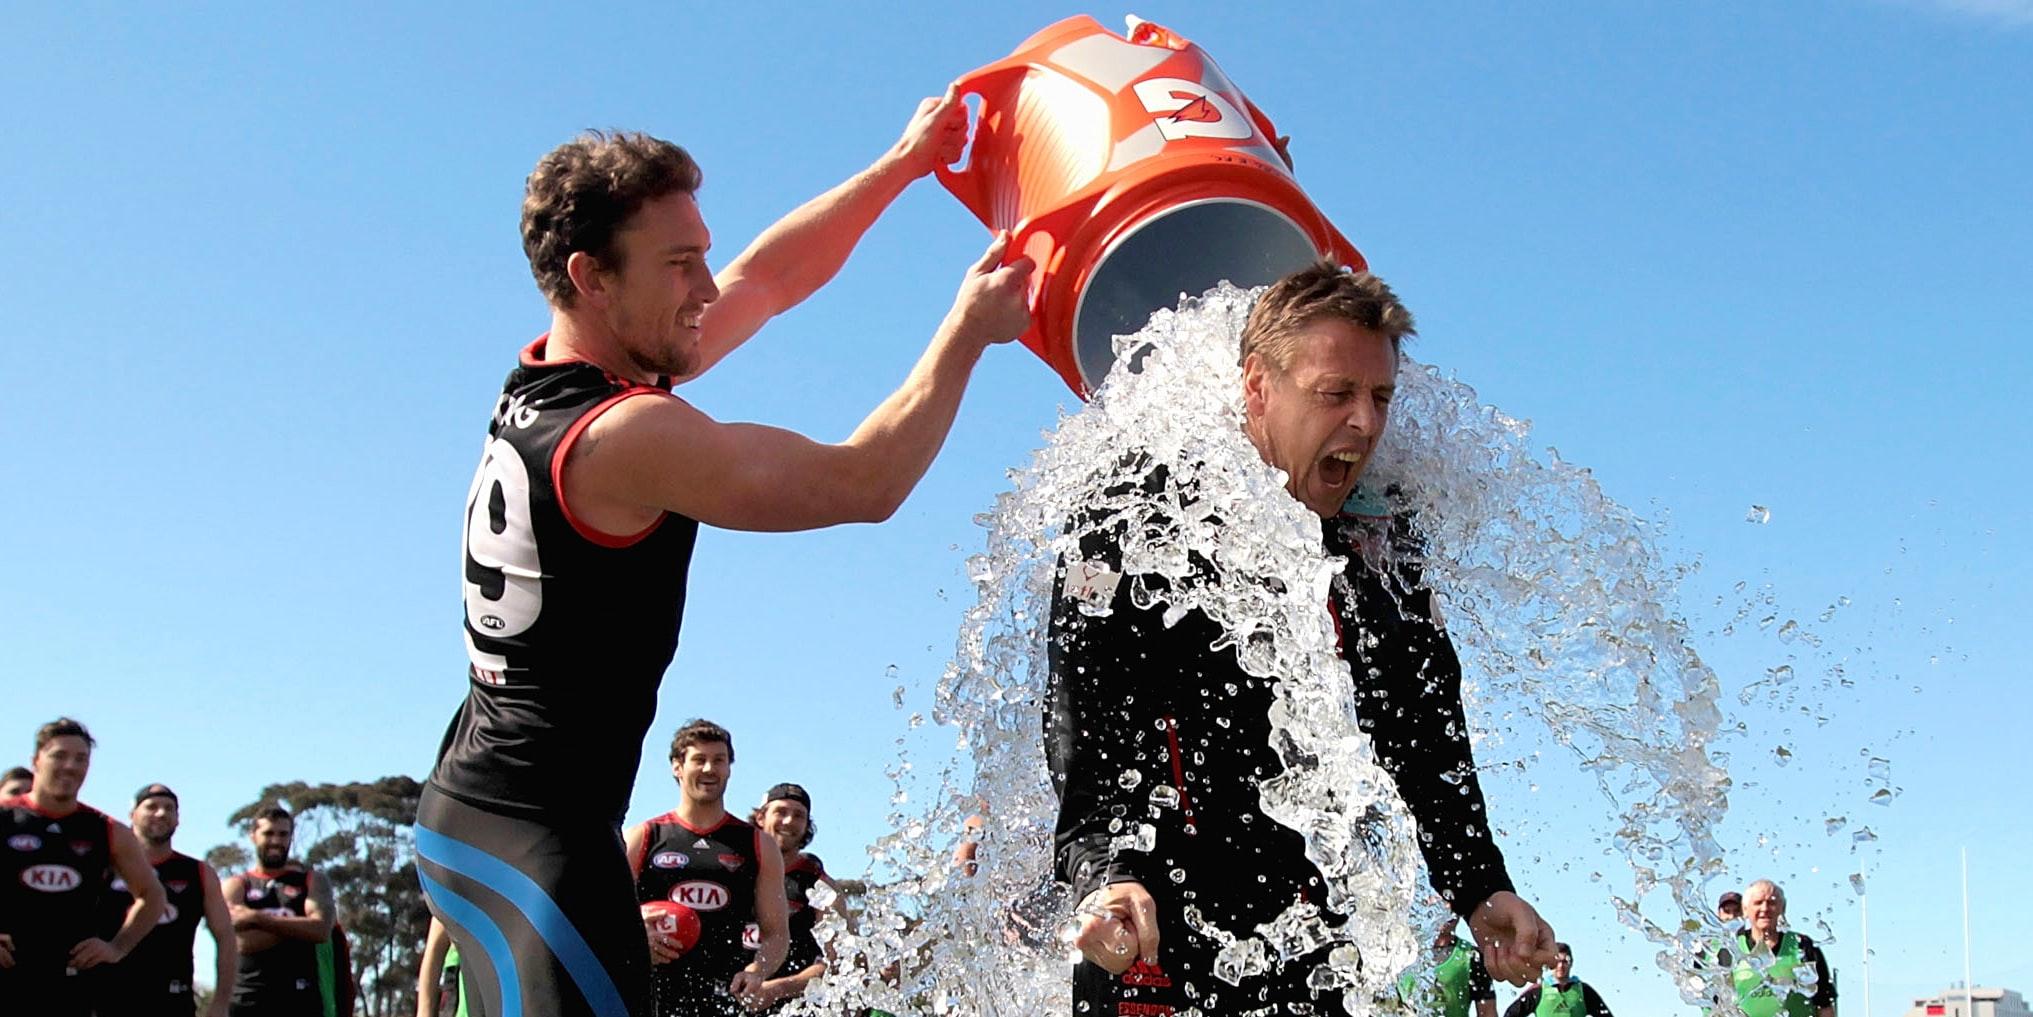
top-left (551, 387), bottom-right (673, 548)
top-left (786, 853), bottom-right (823, 876)
top-left (521, 335), bottom-right (583, 368)
top-left (1161, 716), bottom-right (1197, 833)
top-left (13, 795), bottom-right (93, 822)
top-left (519, 336), bottom-right (649, 389)
top-left (655, 810), bottom-right (736, 838)
top-left (626, 822), bottom-right (651, 876)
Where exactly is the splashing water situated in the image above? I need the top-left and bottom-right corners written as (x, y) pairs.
top-left (801, 284), bottom-right (1759, 1014)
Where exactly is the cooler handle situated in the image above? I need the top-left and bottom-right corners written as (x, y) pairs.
top-left (935, 59), bottom-right (1033, 228)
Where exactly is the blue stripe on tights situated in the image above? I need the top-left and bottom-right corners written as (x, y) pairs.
top-left (416, 824), bottom-right (629, 1017)
top-left (418, 869), bottom-right (522, 1017)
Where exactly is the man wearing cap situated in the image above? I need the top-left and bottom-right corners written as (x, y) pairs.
top-left (0, 717), bottom-right (165, 1016)
top-left (96, 783), bottom-right (238, 1017)
top-left (1502, 943), bottom-right (1614, 1017)
top-left (1712, 890), bottom-right (1744, 968)
top-left (626, 720), bottom-right (787, 1016)
top-left (748, 782), bottom-right (842, 1012)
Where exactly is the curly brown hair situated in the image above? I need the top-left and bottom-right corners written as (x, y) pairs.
top-left (669, 718), bottom-right (734, 763)
top-left (521, 130), bottom-right (703, 308)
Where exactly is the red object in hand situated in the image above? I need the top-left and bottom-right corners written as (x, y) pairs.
top-left (640, 900), bottom-right (702, 955)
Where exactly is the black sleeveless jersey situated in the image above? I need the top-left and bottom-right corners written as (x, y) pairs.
top-left (0, 796), bottom-right (113, 974)
top-left (232, 866), bottom-right (319, 1007)
top-left (778, 853), bottom-right (827, 974)
top-left (433, 337), bottom-right (701, 822)
top-left (635, 812), bottom-right (766, 988)
top-left (101, 851), bottom-right (205, 1001)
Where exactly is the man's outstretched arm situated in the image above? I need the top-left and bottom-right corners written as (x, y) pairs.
top-left (684, 88), bottom-right (971, 381)
top-left (574, 234), bottom-right (1030, 533)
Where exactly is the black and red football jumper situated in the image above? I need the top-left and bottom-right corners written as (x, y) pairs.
top-left (231, 865), bottom-right (321, 1016)
top-left (0, 795), bottom-right (114, 1017)
top-left (421, 337), bottom-right (703, 1017)
top-left (97, 850), bottom-right (207, 1015)
top-left (632, 812), bottom-right (766, 1017)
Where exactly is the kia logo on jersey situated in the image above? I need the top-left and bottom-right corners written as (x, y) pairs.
top-left (21, 863), bottom-right (82, 892)
top-left (651, 851), bottom-right (686, 869)
top-left (742, 922), bottom-right (760, 951)
top-left (671, 881), bottom-right (729, 910)
top-left (7, 834), bottom-right (40, 852)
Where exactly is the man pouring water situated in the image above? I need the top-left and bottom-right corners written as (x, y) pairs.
top-left (1045, 263), bottom-right (1557, 1015)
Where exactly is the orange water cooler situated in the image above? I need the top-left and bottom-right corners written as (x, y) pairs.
top-left (938, 15), bottom-right (1366, 397)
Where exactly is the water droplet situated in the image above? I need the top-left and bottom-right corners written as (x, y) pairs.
top-left (1746, 505), bottom-right (1772, 524)
top-left (1117, 769), bottom-right (1143, 791)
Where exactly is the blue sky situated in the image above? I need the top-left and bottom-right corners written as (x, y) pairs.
top-left (2, 2), bottom-right (2027, 1013)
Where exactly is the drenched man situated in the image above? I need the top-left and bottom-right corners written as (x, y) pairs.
top-left (420, 93), bottom-right (1031, 1017)
top-left (1047, 264), bottom-right (1556, 1015)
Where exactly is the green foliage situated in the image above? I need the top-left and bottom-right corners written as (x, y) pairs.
top-left (212, 776), bottom-right (429, 1017)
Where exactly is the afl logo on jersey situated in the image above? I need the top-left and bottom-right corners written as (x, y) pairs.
top-left (480, 615), bottom-right (507, 631)
top-left (113, 876), bottom-right (130, 893)
top-left (651, 851), bottom-right (687, 869)
top-left (22, 863), bottom-right (82, 892)
top-left (246, 887), bottom-right (269, 903)
top-left (7, 834), bottom-right (40, 852)
top-left (671, 881), bottom-right (729, 911)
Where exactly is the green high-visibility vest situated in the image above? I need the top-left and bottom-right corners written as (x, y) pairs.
top-left (1733, 932), bottom-right (1815, 1017)
top-left (1397, 942), bottom-right (1479, 1017)
top-left (1535, 979), bottom-right (1587, 1017)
